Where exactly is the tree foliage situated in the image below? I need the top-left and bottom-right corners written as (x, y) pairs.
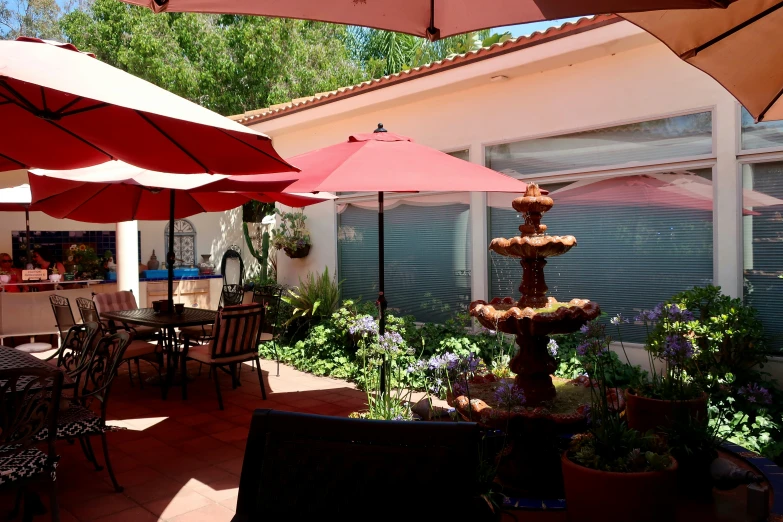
top-left (59, 0), bottom-right (366, 115)
top-left (1, 0), bottom-right (64, 40)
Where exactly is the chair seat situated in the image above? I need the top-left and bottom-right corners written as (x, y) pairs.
top-left (130, 325), bottom-right (160, 341)
top-left (124, 340), bottom-right (159, 360)
top-left (15, 342), bottom-right (52, 354)
top-left (187, 344), bottom-right (256, 365)
top-left (35, 402), bottom-right (104, 441)
top-left (0, 447), bottom-right (52, 486)
top-left (179, 325), bottom-right (213, 341)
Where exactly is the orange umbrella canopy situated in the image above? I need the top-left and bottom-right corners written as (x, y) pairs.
top-left (622, 0), bottom-right (783, 122)
top-left (0, 37), bottom-right (295, 174)
top-left (122, 0), bottom-right (734, 40)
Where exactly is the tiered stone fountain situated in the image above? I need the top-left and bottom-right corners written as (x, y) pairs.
top-left (469, 183), bottom-right (600, 406)
top-left (460, 184), bottom-right (602, 496)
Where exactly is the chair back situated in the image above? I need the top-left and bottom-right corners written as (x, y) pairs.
top-left (76, 296), bottom-right (101, 324)
top-left (209, 304), bottom-right (263, 361)
top-left (50, 294), bottom-right (76, 336)
top-left (93, 291), bottom-right (139, 314)
top-left (252, 285), bottom-right (283, 337)
top-left (0, 367), bottom-right (63, 461)
top-left (54, 322), bottom-right (101, 377)
top-left (220, 284), bottom-right (244, 308)
top-left (76, 331), bottom-right (131, 414)
top-left (233, 410), bottom-right (482, 521)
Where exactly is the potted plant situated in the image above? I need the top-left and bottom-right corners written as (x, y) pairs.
top-left (271, 210), bottom-right (311, 258)
top-left (48, 266), bottom-right (61, 282)
top-left (624, 302), bottom-right (707, 433)
top-left (562, 322), bottom-right (678, 522)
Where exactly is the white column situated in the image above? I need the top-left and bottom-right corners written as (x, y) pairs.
top-left (470, 191), bottom-right (488, 305)
top-left (713, 101), bottom-right (743, 298)
top-left (116, 220), bottom-right (140, 298)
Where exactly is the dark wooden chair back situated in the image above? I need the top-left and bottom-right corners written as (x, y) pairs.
top-left (0, 367), bottom-right (63, 460)
top-left (210, 304), bottom-right (263, 361)
top-left (233, 410), bottom-right (483, 521)
top-left (50, 294), bottom-right (76, 337)
top-left (252, 285), bottom-right (282, 337)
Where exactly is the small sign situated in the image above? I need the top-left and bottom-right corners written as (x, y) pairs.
top-left (22, 269), bottom-right (48, 281)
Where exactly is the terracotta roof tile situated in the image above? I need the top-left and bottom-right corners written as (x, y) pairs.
top-left (229, 15), bottom-right (620, 125)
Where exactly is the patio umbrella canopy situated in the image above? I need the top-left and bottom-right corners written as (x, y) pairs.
top-left (27, 164), bottom-right (312, 309)
top-left (0, 37), bottom-right (296, 174)
top-left (622, 0), bottom-right (783, 122)
top-left (123, 0), bottom-right (734, 40)
top-left (260, 124), bottom-right (529, 388)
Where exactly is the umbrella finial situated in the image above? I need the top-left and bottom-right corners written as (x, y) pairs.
top-left (374, 123), bottom-right (387, 133)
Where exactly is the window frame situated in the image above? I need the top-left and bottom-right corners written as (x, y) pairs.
top-left (482, 107), bottom-right (717, 180)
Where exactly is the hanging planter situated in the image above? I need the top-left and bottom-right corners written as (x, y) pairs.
top-left (284, 244), bottom-right (311, 259)
top-left (272, 210), bottom-right (312, 260)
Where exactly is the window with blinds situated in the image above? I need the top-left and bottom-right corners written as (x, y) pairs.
top-left (485, 112), bottom-right (713, 176)
top-left (488, 171), bottom-right (714, 343)
top-left (740, 107), bottom-right (783, 152)
top-left (742, 162), bottom-right (783, 352)
top-left (338, 197), bottom-right (471, 323)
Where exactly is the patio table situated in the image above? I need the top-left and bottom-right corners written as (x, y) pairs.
top-left (99, 308), bottom-right (217, 399)
top-left (0, 345), bottom-right (74, 391)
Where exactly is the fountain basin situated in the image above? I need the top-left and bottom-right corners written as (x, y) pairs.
top-left (470, 296), bottom-right (601, 337)
top-left (490, 235), bottom-right (576, 258)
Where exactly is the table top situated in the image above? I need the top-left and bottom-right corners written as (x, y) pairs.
top-left (101, 308), bottom-right (217, 328)
top-left (0, 345), bottom-right (73, 389)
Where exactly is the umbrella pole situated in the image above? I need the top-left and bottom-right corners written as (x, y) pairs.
top-left (377, 191), bottom-right (388, 394)
top-left (167, 190), bottom-right (176, 313)
top-left (25, 206), bottom-right (30, 268)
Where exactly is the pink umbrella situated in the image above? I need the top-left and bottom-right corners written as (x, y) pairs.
top-left (0, 37), bottom-right (295, 175)
top-left (123, 0), bottom-right (734, 40)
top-left (551, 174), bottom-right (759, 215)
top-left (238, 125), bottom-right (529, 390)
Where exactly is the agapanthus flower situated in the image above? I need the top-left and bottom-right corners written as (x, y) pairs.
top-left (738, 383), bottom-right (773, 405)
top-left (494, 382), bottom-right (526, 409)
top-left (547, 338), bottom-right (559, 357)
top-left (428, 352), bottom-right (459, 371)
top-left (457, 353), bottom-right (483, 374)
top-left (406, 360), bottom-right (427, 374)
top-left (580, 321), bottom-right (605, 340)
top-left (661, 334), bottom-right (694, 363)
top-left (610, 314), bottom-right (630, 326)
top-left (349, 315), bottom-right (378, 336)
top-left (378, 331), bottom-right (404, 353)
top-left (452, 379), bottom-right (467, 397)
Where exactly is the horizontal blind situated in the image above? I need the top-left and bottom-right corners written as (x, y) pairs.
top-left (743, 162), bottom-right (783, 352)
top-left (486, 112), bottom-right (712, 176)
top-left (740, 107), bottom-right (783, 152)
top-left (489, 173), bottom-right (714, 343)
top-left (338, 200), bottom-right (471, 324)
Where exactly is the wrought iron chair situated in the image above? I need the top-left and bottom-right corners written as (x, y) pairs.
top-left (252, 284), bottom-right (284, 377)
top-left (0, 367), bottom-right (63, 522)
top-left (232, 410), bottom-right (484, 522)
top-left (76, 296), bottom-right (100, 325)
top-left (180, 303), bottom-right (266, 409)
top-left (45, 322), bottom-right (101, 380)
top-left (35, 331), bottom-right (132, 493)
top-left (49, 294), bottom-right (76, 339)
top-left (93, 291), bottom-right (163, 388)
top-left (220, 283), bottom-right (245, 307)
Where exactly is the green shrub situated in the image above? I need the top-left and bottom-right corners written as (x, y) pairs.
top-left (282, 267), bottom-right (341, 326)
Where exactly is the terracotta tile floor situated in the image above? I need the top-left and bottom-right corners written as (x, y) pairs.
top-left (1, 359), bottom-right (368, 521)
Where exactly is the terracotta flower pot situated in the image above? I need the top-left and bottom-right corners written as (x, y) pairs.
top-left (625, 389), bottom-right (708, 433)
top-left (284, 244), bottom-right (311, 259)
top-left (561, 452), bottom-right (678, 522)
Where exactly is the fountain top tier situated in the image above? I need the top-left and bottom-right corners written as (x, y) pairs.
top-left (489, 183), bottom-right (577, 260)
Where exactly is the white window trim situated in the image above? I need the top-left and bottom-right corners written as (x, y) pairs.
top-left (482, 106), bottom-right (717, 179)
top-left (736, 102), bottom-right (783, 156)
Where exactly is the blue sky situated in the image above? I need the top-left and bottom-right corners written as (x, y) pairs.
top-left (493, 18), bottom-right (583, 37)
